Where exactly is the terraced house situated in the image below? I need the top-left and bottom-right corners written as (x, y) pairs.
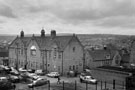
top-left (9, 29), bottom-right (84, 75)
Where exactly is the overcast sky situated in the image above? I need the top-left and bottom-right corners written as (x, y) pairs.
top-left (0, 0), bottom-right (134, 35)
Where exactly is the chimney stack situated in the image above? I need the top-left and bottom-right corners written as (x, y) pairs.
top-left (20, 30), bottom-right (24, 38)
top-left (51, 30), bottom-right (56, 39)
top-left (41, 28), bottom-right (45, 37)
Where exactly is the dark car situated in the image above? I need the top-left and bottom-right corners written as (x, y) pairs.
top-left (8, 75), bottom-right (20, 83)
top-left (28, 78), bottom-right (49, 88)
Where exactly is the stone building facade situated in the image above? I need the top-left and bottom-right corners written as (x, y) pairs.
top-left (9, 29), bottom-right (84, 75)
top-left (84, 48), bottom-right (121, 69)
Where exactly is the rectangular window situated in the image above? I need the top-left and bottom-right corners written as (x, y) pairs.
top-left (76, 65), bottom-right (78, 70)
top-left (18, 49), bottom-right (21, 55)
top-left (73, 65), bottom-right (75, 70)
top-left (21, 48), bottom-right (23, 55)
top-left (69, 66), bottom-right (72, 70)
top-left (73, 47), bottom-right (75, 52)
top-left (49, 51), bottom-right (51, 59)
top-left (54, 48), bottom-right (57, 59)
top-left (58, 52), bottom-right (61, 59)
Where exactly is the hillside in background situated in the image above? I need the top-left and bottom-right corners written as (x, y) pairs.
top-left (0, 35), bottom-right (16, 45)
top-left (77, 34), bottom-right (133, 50)
top-left (0, 34), bottom-right (134, 50)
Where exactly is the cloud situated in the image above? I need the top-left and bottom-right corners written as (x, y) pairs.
top-left (0, 0), bottom-right (134, 34)
top-left (0, 3), bottom-right (17, 18)
top-left (94, 16), bottom-right (135, 28)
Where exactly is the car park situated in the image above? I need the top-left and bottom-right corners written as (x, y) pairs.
top-left (28, 78), bottom-right (49, 88)
top-left (46, 72), bottom-right (60, 78)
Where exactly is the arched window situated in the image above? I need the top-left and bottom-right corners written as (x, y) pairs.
top-left (30, 45), bottom-right (36, 56)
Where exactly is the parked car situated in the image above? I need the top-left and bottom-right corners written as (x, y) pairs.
top-left (10, 67), bottom-right (19, 75)
top-left (27, 69), bottom-right (35, 73)
top-left (35, 70), bottom-right (45, 76)
top-left (79, 75), bottom-right (97, 84)
top-left (27, 73), bottom-right (40, 80)
top-left (20, 73), bottom-right (33, 83)
top-left (28, 78), bottom-right (49, 88)
top-left (46, 72), bottom-right (60, 78)
top-left (8, 75), bottom-right (20, 83)
top-left (0, 77), bottom-right (8, 82)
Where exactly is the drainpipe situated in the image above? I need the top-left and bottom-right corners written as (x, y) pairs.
top-left (62, 51), bottom-right (64, 75)
top-left (45, 49), bottom-right (48, 73)
top-left (24, 48), bottom-right (27, 69)
top-left (16, 43), bottom-right (19, 70)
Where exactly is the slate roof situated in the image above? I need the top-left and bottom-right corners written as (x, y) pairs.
top-left (88, 49), bottom-right (113, 61)
top-left (121, 54), bottom-right (130, 63)
top-left (10, 34), bottom-right (77, 51)
top-left (21, 37), bottom-right (31, 47)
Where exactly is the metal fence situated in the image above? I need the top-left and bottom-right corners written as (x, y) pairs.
top-left (15, 79), bottom-right (126, 90)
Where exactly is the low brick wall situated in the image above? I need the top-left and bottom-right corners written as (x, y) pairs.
top-left (91, 68), bottom-right (131, 85)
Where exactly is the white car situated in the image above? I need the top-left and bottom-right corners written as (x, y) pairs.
top-left (46, 72), bottom-right (60, 78)
top-left (10, 67), bottom-right (19, 75)
top-left (27, 73), bottom-right (40, 80)
top-left (0, 77), bottom-right (8, 81)
top-left (28, 78), bottom-right (49, 88)
top-left (35, 70), bottom-right (45, 75)
top-left (80, 75), bottom-right (97, 84)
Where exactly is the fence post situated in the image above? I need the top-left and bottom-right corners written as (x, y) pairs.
top-left (48, 80), bottom-right (50, 90)
top-left (32, 86), bottom-right (34, 90)
top-left (113, 79), bottom-right (115, 89)
top-left (86, 82), bottom-right (88, 90)
top-left (63, 81), bottom-right (64, 90)
top-left (96, 81), bottom-right (97, 90)
top-left (101, 81), bottom-right (102, 90)
top-left (75, 80), bottom-right (77, 90)
top-left (105, 81), bottom-right (106, 89)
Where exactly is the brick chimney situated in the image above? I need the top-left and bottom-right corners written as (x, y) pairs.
top-left (20, 30), bottom-right (24, 38)
top-left (51, 30), bottom-right (56, 39)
